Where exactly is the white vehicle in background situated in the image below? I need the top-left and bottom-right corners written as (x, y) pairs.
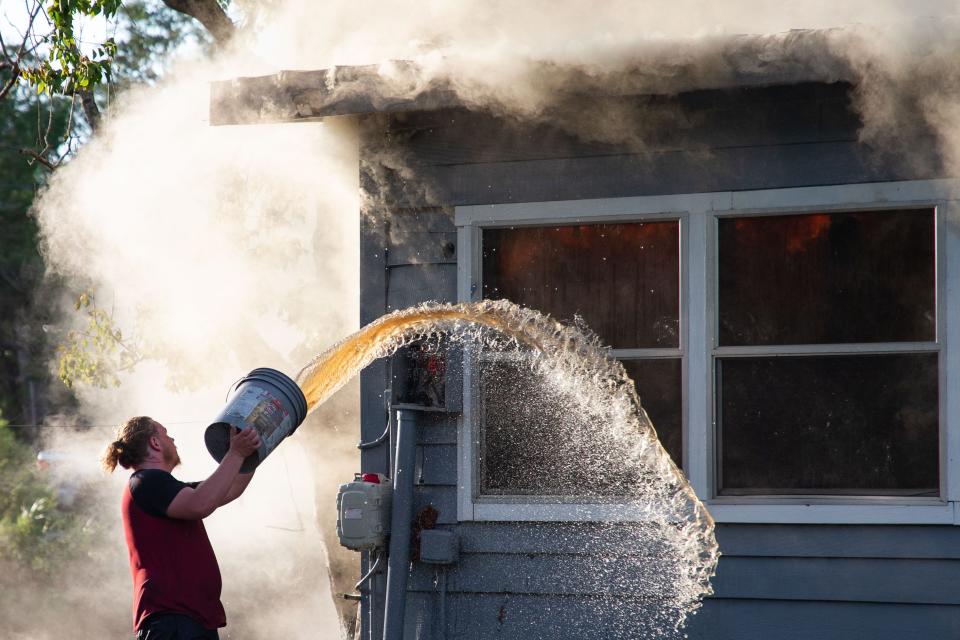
top-left (36, 450), bottom-right (79, 510)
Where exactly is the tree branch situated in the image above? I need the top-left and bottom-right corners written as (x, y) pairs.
top-left (0, 0), bottom-right (41, 102)
top-left (0, 62), bottom-right (19, 101)
top-left (161, 0), bottom-right (235, 46)
top-left (19, 147), bottom-right (57, 170)
top-left (78, 88), bottom-right (101, 131)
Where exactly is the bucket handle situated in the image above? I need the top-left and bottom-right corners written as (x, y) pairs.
top-left (224, 375), bottom-right (245, 402)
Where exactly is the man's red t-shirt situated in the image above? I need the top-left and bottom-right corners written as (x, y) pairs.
top-left (122, 469), bottom-right (226, 631)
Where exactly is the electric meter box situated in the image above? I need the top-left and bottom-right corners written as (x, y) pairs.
top-left (336, 474), bottom-right (392, 550)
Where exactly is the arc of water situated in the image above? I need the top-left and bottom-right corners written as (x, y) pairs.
top-left (294, 299), bottom-right (718, 628)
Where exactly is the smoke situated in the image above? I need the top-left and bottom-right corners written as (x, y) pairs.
top-left (232, 0), bottom-right (960, 151)
top-left (12, 0), bottom-right (960, 637)
top-left (22, 19), bottom-right (362, 638)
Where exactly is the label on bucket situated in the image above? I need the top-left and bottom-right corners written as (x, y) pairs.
top-left (231, 386), bottom-right (292, 453)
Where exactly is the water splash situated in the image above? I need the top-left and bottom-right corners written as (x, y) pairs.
top-left (295, 299), bottom-right (718, 634)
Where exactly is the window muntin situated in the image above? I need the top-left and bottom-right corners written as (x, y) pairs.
top-left (715, 208), bottom-right (939, 497)
top-left (479, 221), bottom-right (683, 495)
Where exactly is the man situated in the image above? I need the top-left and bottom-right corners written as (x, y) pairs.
top-left (101, 416), bottom-right (262, 639)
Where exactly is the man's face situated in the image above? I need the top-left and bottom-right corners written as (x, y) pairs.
top-left (153, 422), bottom-right (181, 469)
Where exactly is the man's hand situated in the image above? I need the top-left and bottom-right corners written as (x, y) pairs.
top-left (166, 427), bottom-right (262, 520)
top-left (228, 427), bottom-right (262, 459)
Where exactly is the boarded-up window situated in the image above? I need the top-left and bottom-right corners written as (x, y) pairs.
top-left (716, 209), bottom-right (939, 496)
top-left (481, 222), bottom-right (682, 495)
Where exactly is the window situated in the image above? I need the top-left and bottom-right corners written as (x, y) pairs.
top-left (456, 180), bottom-right (957, 524)
top-left (479, 222), bottom-right (683, 497)
top-left (715, 209), bottom-right (939, 497)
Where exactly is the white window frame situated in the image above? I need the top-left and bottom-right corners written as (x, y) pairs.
top-left (455, 178), bottom-right (960, 524)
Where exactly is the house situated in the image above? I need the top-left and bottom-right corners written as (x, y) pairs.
top-left (212, 33), bottom-right (960, 639)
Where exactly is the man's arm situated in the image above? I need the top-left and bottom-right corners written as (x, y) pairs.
top-left (166, 427), bottom-right (260, 520)
top-left (220, 471), bottom-right (255, 506)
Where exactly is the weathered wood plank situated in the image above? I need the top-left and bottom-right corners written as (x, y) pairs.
top-left (394, 85), bottom-right (862, 167)
top-left (409, 552), bottom-right (686, 597)
top-left (210, 65), bottom-right (462, 125)
top-left (401, 592), bottom-right (439, 640)
top-left (455, 521), bottom-right (678, 556)
top-left (359, 178), bottom-right (391, 474)
top-left (386, 231), bottom-right (457, 266)
top-left (388, 208), bottom-right (456, 235)
top-left (716, 523), bottom-right (960, 560)
top-left (404, 591), bottom-right (960, 640)
top-left (360, 165), bottom-right (388, 325)
top-left (414, 485), bottom-right (458, 524)
top-left (385, 263), bottom-right (457, 311)
top-left (359, 366), bottom-right (390, 475)
top-left (406, 551), bottom-right (960, 605)
top-left (446, 592), bottom-right (704, 640)
top-left (687, 599), bottom-right (960, 640)
top-left (398, 139), bottom-right (942, 208)
top-left (417, 443), bottom-right (457, 486)
top-left (416, 419), bottom-right (458, 445)
top-left (420, 520), bottom-right (960, 559)
top-left (711, 556), bottom-right (960, 605)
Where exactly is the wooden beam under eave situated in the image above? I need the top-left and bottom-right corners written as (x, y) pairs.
top-left (209, 66), bottom-right (463, 126)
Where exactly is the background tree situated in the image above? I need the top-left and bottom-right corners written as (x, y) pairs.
top-left (0, 0), bottom-right (223, 425)
top-left (0, 0), bottom-right (228, 574)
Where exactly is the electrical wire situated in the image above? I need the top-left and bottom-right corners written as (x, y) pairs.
top-left (3, 420), bottom-right (207, 429)
top-left (357, 423), bottom-right (390, 450)
top-left (355, 550), bottom-right (383, 591)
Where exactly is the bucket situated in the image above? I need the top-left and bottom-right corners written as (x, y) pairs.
top-left (204, 368), bottom-right (308, 473)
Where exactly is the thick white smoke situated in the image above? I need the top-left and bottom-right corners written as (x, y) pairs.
top-left (26, 36), bottom-right (361, 639)
top-left (15, 0), bottom-right (960, 638)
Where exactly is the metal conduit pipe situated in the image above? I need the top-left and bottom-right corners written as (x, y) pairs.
top-left (382, 409), bottom-right (417, 640)
top-left (356, 406), bottom-right (392, 640)
top-left (368, 553), bottom-right (378, 640)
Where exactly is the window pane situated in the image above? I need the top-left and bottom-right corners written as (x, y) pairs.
top-left (717, 353), bottom-right (939, 495)
top-left (718, 209), bottom-right (935, 345)
top-left (621, 359), bottom-right (683, 470)
top-left (483, 222), bottom-right (680, 349)
top-left (479, 357), bottom-right (655, 496)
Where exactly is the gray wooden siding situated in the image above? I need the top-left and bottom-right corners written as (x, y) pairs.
top-left (391, 414), bottom-right (960, 639)
top-left (370, 82), bottom-right (943, 209)
top-left (357, 82), bottom-right (958, 639)
top-left (690, 600), bottom-right (960, 640)
top-left (407, 595), bottom-right (960, 640)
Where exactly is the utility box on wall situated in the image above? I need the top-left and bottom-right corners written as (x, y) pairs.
top-left (393, 343), bottom-right (462, 412)
top-left (336, 473), bottom-right (392, 551)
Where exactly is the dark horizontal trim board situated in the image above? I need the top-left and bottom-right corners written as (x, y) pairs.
top-left (712, 556), bottom-right (960, 605)
top-left (406, 542), bottom-right (960, 604)
top-left (686, 598), bottom-right (960, 640)
top-left (716, 523), bottom-right (960, 560)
